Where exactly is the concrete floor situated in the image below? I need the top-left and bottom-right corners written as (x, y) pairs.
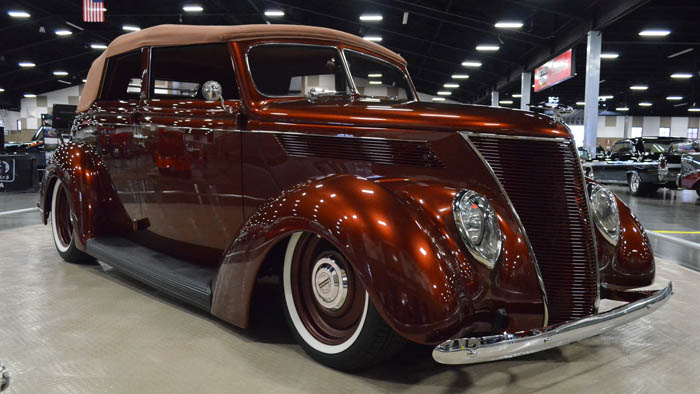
top-left (0, 190), bottom-right (699, 393)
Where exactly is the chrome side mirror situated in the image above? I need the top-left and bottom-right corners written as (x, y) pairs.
top-left (202, 80), bottom-right (223, 101)
top-left (306, 87), bottom-right (336, 102)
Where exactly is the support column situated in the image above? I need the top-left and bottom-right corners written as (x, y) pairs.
top-left (623, 115), bottom-right (631, 138)
top-left (583, 31), bottom-right (602, 153)
top-left (491, 90), bottom-right (499, 107)
top-left (520, 72), bottom-right (532, 111)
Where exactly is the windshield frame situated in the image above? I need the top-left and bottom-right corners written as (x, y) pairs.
top-left (342, 48), bottom-right (416, 103)
top-left (245, 42), bottom-right (357, 99)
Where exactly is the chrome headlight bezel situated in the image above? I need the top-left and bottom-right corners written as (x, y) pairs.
top-left (453, 190), bottom-right (503, 269)
top-left (587, 183), bottom-right (620, 245)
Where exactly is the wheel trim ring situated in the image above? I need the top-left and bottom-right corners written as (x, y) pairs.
top-left (631, 173), bottom-right (640, 192)
top-left (283, 232), bottom-right (369, 355)
top-left (51, 180), bottom-right (73, 252)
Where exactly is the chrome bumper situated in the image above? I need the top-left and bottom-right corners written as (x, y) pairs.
top-left (433, 282), bottom-right (672, 365)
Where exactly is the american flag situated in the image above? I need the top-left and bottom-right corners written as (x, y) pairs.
top-left (83, 0), bottom-right (105, 22)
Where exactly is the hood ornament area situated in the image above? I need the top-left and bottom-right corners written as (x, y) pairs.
top-left (528, 103), bottom-right (574, 122)
top-left (0, 361), bottom-right (9, 392)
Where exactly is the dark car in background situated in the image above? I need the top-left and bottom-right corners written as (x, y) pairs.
top-left (583, 137), bottom-right (692, 196)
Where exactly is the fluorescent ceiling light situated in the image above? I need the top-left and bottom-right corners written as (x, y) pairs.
top-left (55, 29), bottom-right (72, 36)
top-left (639, 29), bottom-right (670, 36)
top-left (499, 100), bottom-right (513, 104)
top-left (123, 25), bottom-right (141, 32)
top-left (512, 94), bottom-right (522, 98)
top-left (638, 102), bottom-right (653, 107)
top-left (18, 62), bottom-right (35, 68)
top-left (182, 5), bottom-right (203, 12)
top-left (494, 21), bottom-right (523, 29)
top-left (476, 45), bottom-right (499, 51)
top-left (600, 53), bottom-right (619, 59)
top-left (24, 94), bottom-right (36, 98)
top-left (264, 10), bottom-right (284, 17)
top-left (432, 97), bottom-right (445, 102)
top-left (616, 107), bottom-right (629, 111)
top-left (368, 81), bottom-right (382, 85)
top-left (666, 96), bottom-right (683, 101)
top-left (82, 79), bottom-right (87, 83)
top-left (359, 14), bottom-right (382, 22)
top-left (451, 74), bottom-right (469, 79)
top-left (689, 108), bottom-right (700, 112)
top-left (91, 43), bottom-right (107, 50)
top-left (0, 88), bottom-right (4, 92)
top-left (461, 61), bottom-right (482, 67)
top-left (599, 95), bottom-right (613, 100)
top-left (363, 35), bottom-right (382, 42)
top-left (671, 73), bottom-right (693, 79)
top-left (8, 10), bottom-right (31, 18)
top-left (53, 71), bottom-right (69, 76)
top-left (437, 91), bottom-right (452, 96)
top-left (367, 73), bottom-right (382, 78)
top-left (576, 101), bottom-right (585, 106)
top-left (629, 85), bottom-right (648, 90)
top-left (444, 83), bottom-right (459, 88)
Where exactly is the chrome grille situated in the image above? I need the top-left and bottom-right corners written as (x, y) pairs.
top-left (469, 135), bottom-right (598, 325)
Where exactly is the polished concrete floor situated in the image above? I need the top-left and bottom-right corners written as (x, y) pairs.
top-left (0, 190), bottom-right (699, 393)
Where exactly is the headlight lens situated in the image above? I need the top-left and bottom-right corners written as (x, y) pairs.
top-left (453, 190), bottom-right (502, 268)
top-left (588, 183), bottom-right (620, 244)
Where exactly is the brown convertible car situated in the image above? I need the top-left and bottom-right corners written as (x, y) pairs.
top-left (40, 24), bottom-right (671, 370)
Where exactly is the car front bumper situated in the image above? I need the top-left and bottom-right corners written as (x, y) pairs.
top-left (432, 282), bottom-right (672, 365)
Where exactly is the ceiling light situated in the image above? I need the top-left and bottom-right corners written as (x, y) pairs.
top-left (123, 25), bottom-right (141, 32)
top-left (0, 88), bottom-right (4, 92)
top-left (359, 14), bottom-right (382, 22)
top-left (444, 83), bottom-right (459, 88)
top-left (599, 95), bottom-right (613, 100)
top-left (24, 94), bottom-right (36, 98)
top-left (666, 96), bottom-right (683, 101)
top-left (82, 79), bottom-right (87, 83)
top-left (452, 74), bottom-right (469, 79)
top-left (576, 101), bottom-right (585, 106)
top-left (494, 21), bottom-right (523, 29)
top-left (55, 29), bottom-right (72, 36)
top-left (18, 62), bottom-right (35, 68)
top-left (183, 5), bottom-right (203, 12)
top-left (689, 108), bottom-right (700, 112)
top-left (91, 43), bottom-right (107, 50)
top-left (367, 73), bottom-right (382, 78)
top-left (639, 102), bottom-right (653, 107)
top-left (512, 94), bottom-right (522, 98)
top-left (600, 53), bottom-right (619, 59)
top-left (671, 73), bottom-right (693, 79)
top-left (368, 81), bottom-right (382, 85)
top-left (53, 71), bottom-right (69, 76)
top-left (461, 61), bottom-right (482, 67)
top-left (437, 91), bottom-right (452, 96)
top-left (629, 85), bottom-right (648, 90)
top-left (432, 97), bottom-right (445, 102)
top-left (499, 100), bottom-right (513, 104)
top-left (264, 10), bottom-right (284, 17)
top-left (476, 45), bottom-right (499, 51)
top-left (616, 107), bottom-right (629, 111)
top-left (8, 11), bottom-right (31, 18)
top-left (639, 29), bottom-right (670, 36)
top-left (363, 35), bottom-right (382, 42)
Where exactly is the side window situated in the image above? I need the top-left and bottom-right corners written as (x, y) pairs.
top-left (150, 44), bottom-right (239, 100)
top-left (100, 50), bottom-right (143, 100)
top-left (612, 142), bottom-right (630, 153)
top-left (344, 50), bottom-right (414, 101)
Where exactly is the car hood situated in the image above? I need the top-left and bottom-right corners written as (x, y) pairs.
top-left (255, 99), bottom-right (571, 139)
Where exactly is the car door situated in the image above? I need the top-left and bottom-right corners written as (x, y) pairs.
top-left (137, 43), bottom-right (244, 265)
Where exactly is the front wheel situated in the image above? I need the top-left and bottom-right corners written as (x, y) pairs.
top-left (282, 232), bottom-right (404, 370)
top-left (50, 179), bottom-right (95, 264)
top-left (628, 172), bottom-right (649, 196)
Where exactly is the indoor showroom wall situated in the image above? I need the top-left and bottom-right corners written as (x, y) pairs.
top-left (3, 84), bottom-right (83, 136)
top-left (570, 115), bottom-right (700, 148)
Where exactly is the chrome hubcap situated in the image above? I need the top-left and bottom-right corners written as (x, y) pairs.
top-left (311, 257), bottom-right (348, 311)
top-left (631, 173), bottom-right (640, 191)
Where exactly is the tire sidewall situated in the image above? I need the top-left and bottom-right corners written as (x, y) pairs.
top-left (51, 179), bottom-right (73, 254)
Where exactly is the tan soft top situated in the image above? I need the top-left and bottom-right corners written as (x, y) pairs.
top-left (78, 24), bottom-right (406, 112)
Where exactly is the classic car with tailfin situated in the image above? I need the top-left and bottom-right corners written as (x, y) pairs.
top-left (40, 24), bottom-right (671, 370)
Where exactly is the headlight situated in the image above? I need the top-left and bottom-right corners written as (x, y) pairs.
top-left (587, 183), bottom-right (620, 244)
top-left (453, 190), bottom-right (502, 269)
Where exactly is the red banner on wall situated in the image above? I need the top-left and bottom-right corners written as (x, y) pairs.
top-left (534, 49), bottom-right (574, 92)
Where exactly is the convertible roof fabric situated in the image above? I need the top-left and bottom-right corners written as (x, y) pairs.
top-left (78, 24), bottom-right (406, 112)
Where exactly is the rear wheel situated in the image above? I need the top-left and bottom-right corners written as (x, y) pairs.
top-left (282, 232), bottom-right (404, 370)
top-left (696, 188), bottom-right (700, 197)
top-left (628, 172), bottom-right (649, 196)
top-left (50, 179), bottom-right (94, 264)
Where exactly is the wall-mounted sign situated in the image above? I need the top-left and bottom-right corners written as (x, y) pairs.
top-left (534, 49), bottom-right (574, 92)
top-left (0, 159), bottom-right (15, 182)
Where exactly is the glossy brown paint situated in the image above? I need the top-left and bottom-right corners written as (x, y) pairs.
top-left (42, 33), bottom-right (656, 346)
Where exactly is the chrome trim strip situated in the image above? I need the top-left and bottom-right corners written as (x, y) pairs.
top-left (459, 131), bottom-right (569, 142)
top-left (249, 129), bottom-right (427, 143)
top-left (459, 132), bottom-right (549, 326)
top-left (433, 282), bottom-right (672, 365)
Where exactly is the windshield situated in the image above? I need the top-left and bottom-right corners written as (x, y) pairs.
top-left (247, 44), bottom-right (352, 97)
top-left (343, 49), bottom-right (414, 102)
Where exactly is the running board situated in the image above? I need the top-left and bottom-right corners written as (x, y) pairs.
top-left (85, 237), bottom-right (217, 311)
